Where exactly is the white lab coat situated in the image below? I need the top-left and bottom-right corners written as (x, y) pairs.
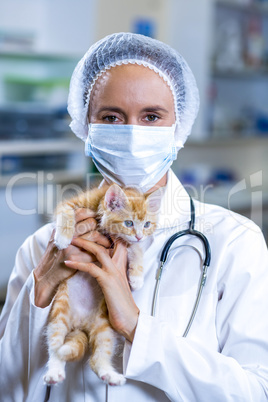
top-left (1, 170), bottom-right (268, 402)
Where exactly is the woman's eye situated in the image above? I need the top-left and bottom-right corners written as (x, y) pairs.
top-left (144, 221), bottom-right (151, 228)
top-left (124, 220), bottom-right (134, 228)
top-left (103, 115), bottom-right (118, 123)
top-left (145, 114), bottom-right (158, 122)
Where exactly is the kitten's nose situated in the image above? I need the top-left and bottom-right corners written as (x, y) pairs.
top-left (136, 234), bottom-right (143, 241)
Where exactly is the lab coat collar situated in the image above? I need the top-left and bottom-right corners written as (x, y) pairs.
top-left (156, 169), bottom-right (192, 229)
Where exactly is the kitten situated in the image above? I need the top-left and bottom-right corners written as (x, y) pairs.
top-left (44, 183), bottom-right (161, 386)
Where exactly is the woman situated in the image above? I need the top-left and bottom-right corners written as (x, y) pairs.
top-left (1, 32), bottom-right (268, 401)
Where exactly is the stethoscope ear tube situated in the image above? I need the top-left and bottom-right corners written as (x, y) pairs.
top-left (152, 197), bottom-right (211, 338)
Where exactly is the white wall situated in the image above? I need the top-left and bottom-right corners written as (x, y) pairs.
top-left (94, 0), bottom-right (169, 42)
top-left (37, 0), bottom-right (97, 56)
top-left (0, 0), bottom-right (46, 35)
top-left (0, 0), bottom-right (97, 56)
top-left (167, 0), bottom-right (214, 141)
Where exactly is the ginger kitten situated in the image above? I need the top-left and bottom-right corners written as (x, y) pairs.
top-left (44, 184), bottom-right (160, 386)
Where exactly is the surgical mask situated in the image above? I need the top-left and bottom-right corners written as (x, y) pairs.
top-left (85, 124), bottom-right (177, 192)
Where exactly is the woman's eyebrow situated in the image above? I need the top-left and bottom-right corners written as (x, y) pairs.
top-left (96, 106), bottom-right (169, 114)
top-left (97, 106), bottom-right (125, 114)
top-left (140, 106), bottom-right (169, 114)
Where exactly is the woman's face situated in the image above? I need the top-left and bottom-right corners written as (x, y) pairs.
top-left (88, 64), bottom-right (176, 126)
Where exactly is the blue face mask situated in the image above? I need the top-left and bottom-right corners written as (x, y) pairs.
top-left (85, 124), bottom-right (177, 192)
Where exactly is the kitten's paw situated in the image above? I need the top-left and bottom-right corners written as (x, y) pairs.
top-left (44, 368), bottom-right (65, 385)
top-left (54, 231), bottom-right (72, 250)
top-left (99, 370), bottom-right (126, 386)
top-left (58, 344), bottom-right (78, 361)
top-left (128, 275), bottom-right (144, 291)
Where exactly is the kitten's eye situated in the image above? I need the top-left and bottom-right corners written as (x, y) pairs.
top-left (124, 220), bottom-right (134, 228)
top-left (144, 221), bottom-right (151, 228)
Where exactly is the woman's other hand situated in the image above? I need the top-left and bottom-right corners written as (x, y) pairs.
top-left (65, 238), bottom-right (140, 343)
top-left (33, 209), bottom-right (111, 308)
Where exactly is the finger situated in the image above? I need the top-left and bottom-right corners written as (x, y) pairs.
top-left (112, 242), bottom-right (128, 272)
top-left (71, 238), bottom-right (112, 268)
top-left (81, 230), bottom-right (111, 248)
top-left (50, 228), bottom-right (56, 241)
top-left (75, 208), bottom-right (96, 223)
top-left (63, 245), bottom-right (96, 263)
top-left (64, 260), bottom-right (103, 279)
top-left (74, 217), bottom-right (97, 237)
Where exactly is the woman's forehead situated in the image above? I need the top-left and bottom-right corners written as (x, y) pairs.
top-left (90, 64), bottom-right (174, 107)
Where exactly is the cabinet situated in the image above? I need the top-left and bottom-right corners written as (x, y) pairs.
top-left (0, 52), bottom-right (87, 186)
top-left (173, 136), bottom-right (268, 242)
top-left (209, 1), bottom-right (268, 238)
top-left (209, 0), bottom-right (268, 139)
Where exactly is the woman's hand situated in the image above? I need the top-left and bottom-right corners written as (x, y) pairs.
top-left (65, 238), bottom-right (140, 343)
top-left (33, 209), bottom-right (111, 308)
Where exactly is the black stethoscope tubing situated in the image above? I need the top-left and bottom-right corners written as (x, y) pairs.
top-left (160, 198), bottom-right (211, 267)
top-left (151, 197), bottom-right (211, 337)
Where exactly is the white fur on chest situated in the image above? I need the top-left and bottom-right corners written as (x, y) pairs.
top-left (67, 271), bottom-right (103, 324)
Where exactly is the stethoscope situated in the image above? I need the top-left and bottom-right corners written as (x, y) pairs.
top-left (44, 197), bottom-right (211, 402)
top-left (151, 197), bottom-right (211, 337)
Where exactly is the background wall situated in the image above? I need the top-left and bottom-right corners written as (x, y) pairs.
top-left (0, 0), bottom-right (97, 55)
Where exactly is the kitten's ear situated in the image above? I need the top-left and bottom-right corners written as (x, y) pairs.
top-left (104, 184), bottom-right (128, 211)
top-left (146, 188), bottom-right (163, 214)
